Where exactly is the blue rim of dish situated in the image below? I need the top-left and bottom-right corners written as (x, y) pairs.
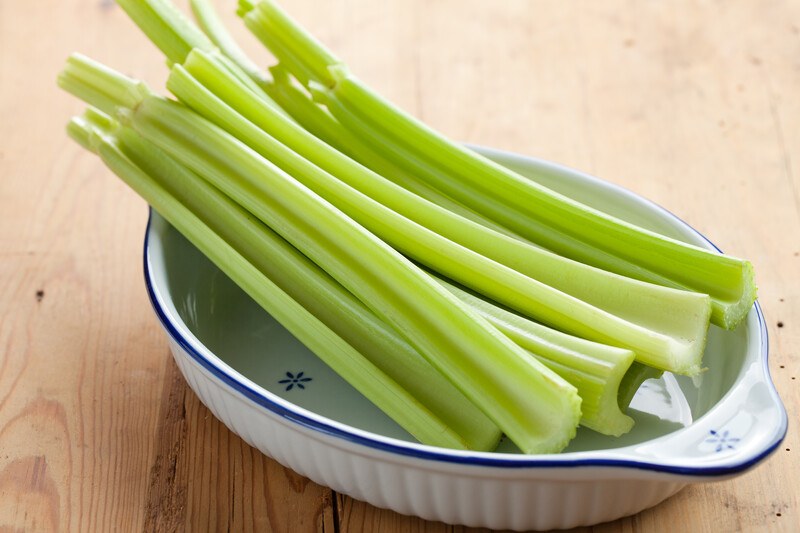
top-left (141, 151), bottom-right (787, 476)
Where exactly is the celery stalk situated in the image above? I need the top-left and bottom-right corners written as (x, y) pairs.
top-left (109, 101), bottom-right (633, 436)
top-left (187, 0), bottom-right (522, 241)
top-left (163, 54), bottom-right (711, 375)
top-left (263, 68), bottom-right (525, 240)
top-left (57, 53), bottom-right (152, 117)
top-left (189, 0), bottom-right (267, 85)
top-left (106, 105), bottom-right (643, 437)
top-left (239, 0), bottom-right (756, 330)
top-left (59, 57), bottom-right (582, 454)
top-left (618, 363), bottom-right (664, 411)
top-left (85, 111), bottom-right (502, 450)
top-left (117, 0), bottom-right (213, 65)
top-left (439, 279), bottom-right (643, 436)
top-left (117, 0), bottom-right (281, 109)
top-left (109, 100), bottom-right (643, 436)
top-left (67, 114), bottom-right (470, 449)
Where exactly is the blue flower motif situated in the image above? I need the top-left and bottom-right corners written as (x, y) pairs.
top-left (706, 429), bottom-right (740, 452)
top-left (278, 371), bottom-right (312, 391)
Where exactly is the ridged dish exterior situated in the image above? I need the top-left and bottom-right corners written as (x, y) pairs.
top-left (169, 337), bottom-right (685, 530)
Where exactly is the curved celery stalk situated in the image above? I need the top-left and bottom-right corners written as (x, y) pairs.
top-left (180, 0), bottom-right (500, 234)
top-left (137, 98), bottom-right (583, 454)
top-left (440, 279), bottom-right (643, 436)
top-left (67, 114), bottom-right (470, 450)
top-left (165, 54), bottom-right (711, 375)
top-left (59, 55), bottom-right (582, 454)
top-left (117, 0), bottom-right (213, 65)
top-left (89, 104), bottom-right (645, 437)
top-left (189, 0), bottom-right (268, 85)
top-left (263, 68), bottom-right (525, 241)
top-left (90, 113), bottom-right (502, 451)
top-left (117, 0), bottom-right (281, 110)
top-left (238, 0), bottom-right (756, 329)
top-left (112, 106), bottom-right (649, 437)
top-left (57, 53), bottom-right (152, 117)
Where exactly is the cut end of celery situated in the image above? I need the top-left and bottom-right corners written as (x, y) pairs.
top-left (58, 54), bottom-right (152, 117)
top-left (632, 291), bottom-right (711, 377)
top-left (714, 259), bottom-right (757, 330)
top-left (529, 390), bottom-right (582, 454)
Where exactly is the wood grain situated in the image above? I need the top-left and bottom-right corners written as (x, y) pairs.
top-left (0, 0), bottom-right (797, 531)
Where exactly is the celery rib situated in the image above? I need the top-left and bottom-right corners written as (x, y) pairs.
top-left (438, 279), bottom-right (644, 436)
top-left (239, 0), bottom-right (756, 330)
top-left (112, 120), bottom-right (503, 451)
top-left (58, 0), bottom-right (727, 450)
top-left (263, 69), bottom-right (525, 240)
top-left (60, 56), bottom-right (582, 453)
top-left (134, 96), bottom-right (582, 454)
top-left (164, 53), bottom-right (711, 375)
top-left (189, 0), bottom-right (268, 85)
top-left (118, 0), bottom-right (284, 113)
top-left (68, 113), bottom-right (470, 450)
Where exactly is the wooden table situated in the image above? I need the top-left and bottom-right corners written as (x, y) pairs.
top-left (2, 0), bottom-right (797, 530)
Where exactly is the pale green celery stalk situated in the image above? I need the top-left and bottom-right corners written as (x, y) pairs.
top-left (238, 0), bottom-right (333, 88)
top-left (168, 52), bottom-right (711, 375)
top-left (81, 100), bottom-right (636, 439)
top-left (59, 58), bottom-right (581, 454)
top-left (440, 279), bottom-right (641, 436)
top-left (90, 102), bottom-right (629, 439)
top-left (117, 0), bottom-right (279, 109)
top-left (117, 0), bottom-right (214, 65)
top-left (239, 0), bottom-right (756, 330)
top-left (263, 67), bottom-right (524, 241)
top-left (120, 0), bottom-right (518, 239)
top-left (66, 114), bottom-right (469, 450)
top-left (57, 54), bottom-right (152, 117)
top-left (131, 98), bottom-right (582, 454)
top-left (84, 111), bottom-right (501, 451)
top-left (189, 0), bottom-right (268, 85)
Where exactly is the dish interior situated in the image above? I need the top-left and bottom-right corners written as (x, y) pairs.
top-left (150, 149), bottom-right (757, 454)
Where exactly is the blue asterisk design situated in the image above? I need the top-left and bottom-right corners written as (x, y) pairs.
top-left (279, 371), bottom-right (312, 391)
top-left (706, 429), bottom-right (740, 452)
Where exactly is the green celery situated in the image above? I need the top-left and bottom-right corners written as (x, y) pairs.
top-left (117, 0), bottom-right (213, 65)
top-left (189, 0), bottom-right (268, 85)
top-left (88, 110), bottom-right (502, 451)
top-left (117, 0), bottom-right (278, 107)
top-left (165, 53), bottom-right (711, 375)
top-left (263, 67), bottom-right (524, 239)
top-left (67, 113), bottom-right (470, 450)
top-left (72, 107), bottom-right (653, 438)
top-left (439, 279), bottom-right (651, 436)
top-left (59, 56), bottom-right (582, 454)
top-left (617, 363), bottom-right (664, 411)
top-left (111, 104), bottom-right (644, 436)
top-left (239, 0), bottom-right (756, 329)
top-left (109, 90), bottom-right (644, 435)
top-left (57, 53), bottom-right (152, 117)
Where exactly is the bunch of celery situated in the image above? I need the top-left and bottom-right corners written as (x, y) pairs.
top-left (57, 0), bottom-right (755, 454)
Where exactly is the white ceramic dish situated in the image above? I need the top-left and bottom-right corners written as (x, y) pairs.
top-left (143, 146), bottom-right (787, 531)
